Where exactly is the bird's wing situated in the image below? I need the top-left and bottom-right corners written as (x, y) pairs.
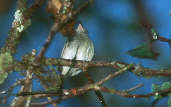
top-left (61, 39), bottom-right (79, 76)
top-left (76, 37), bottom-right (94, 61)
top-left (61, 39), bottom-right (79, 59)
top-left (69, 38), bottom-right (94, 76)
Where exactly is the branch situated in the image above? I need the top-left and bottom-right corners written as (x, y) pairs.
top-left (0, 0), bottom-right (31, 54)
top-left (30, 84), bottom-right (171, 106)
top-left (17, 65), bottom-right (171, 106)
top-left (11, 70), bottom-right (33, 107)
top-left (0, 79), bottom-right (24, 104)
top-left (7, 58), bottom-right (171, 78)
top-left (43, 58), bottom-right (171, 77)
top-left (17, 64), bottom-right (133, 106)
top-left (98, 86), bottom-right (171, 99)
top-left (23, 0), bottom-right (46, 19)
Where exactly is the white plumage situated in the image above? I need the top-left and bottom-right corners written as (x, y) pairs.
top-left (61, 24), bottom-right (94, 76)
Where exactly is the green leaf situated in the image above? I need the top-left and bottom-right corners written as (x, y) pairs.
top-left (152, 84), bottom-right (162, 99)
top-left (161, 82), bottom-right (171, 90)
top-left (0, 72), bottom-right (8, 84)
top-left (152, 84), bottom-right (160, 92)
top-left (0, 52), bottom-right (13, 85)
top-left (128, 42), bottom-right (159, 59)
top-left (152, 82), bottom-right (171, 100)
top-left (168, 96), bottom-right (171, 107)
top-left (169, 9), bottom-right (171, 16)
top-left (0, 52), bottom-right (13, 71)
top-left (168, 40), bottom-right (171, 50)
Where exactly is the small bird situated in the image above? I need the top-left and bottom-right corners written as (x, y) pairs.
top-left (61, 23), bottom-right (94, 77)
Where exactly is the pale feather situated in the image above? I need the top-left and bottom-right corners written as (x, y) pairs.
top-left (61, 38), bottom-right (79, 76)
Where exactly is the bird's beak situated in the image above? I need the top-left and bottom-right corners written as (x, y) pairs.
top-left (76, 24), bottom-right (85, 33)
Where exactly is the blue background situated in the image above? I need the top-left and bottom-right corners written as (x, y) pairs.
top-left (0, 0), bottom-right (171, 107)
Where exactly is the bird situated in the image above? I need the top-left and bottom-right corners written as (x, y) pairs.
top-left (60, 23), bottom-right (94, 77)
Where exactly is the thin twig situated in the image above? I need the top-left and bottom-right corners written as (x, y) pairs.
top-left (125, 83), bottom-right (144, 92)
